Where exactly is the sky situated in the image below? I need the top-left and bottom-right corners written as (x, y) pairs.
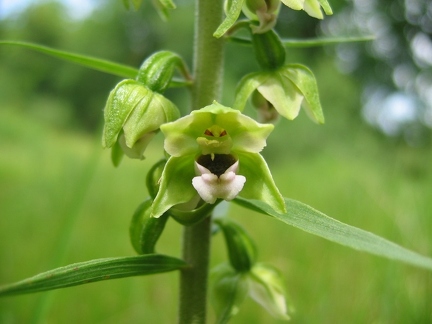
top-left (0, 0), bottom-right (96, 20)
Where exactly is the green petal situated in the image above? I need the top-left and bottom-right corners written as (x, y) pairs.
top-left (233, 72), bottom-right (268, 111)
top-left (304, 0), bottom-right (323, 19)
top-left (281, 0), bottom-right (303, 10)
top-left (213, 0), bottom-right (245, 38)
top-left (161, 113), bottom-right (212, 156)
top-left (162, 101), bottom-right (274, 156)
top-left (236, 152), bottom-right (285, 214)
top-left (151, 155), bottom-right (197, 218)
top-left (318, 0), bottom-right (333, 15)
top-left (281, 64), bottom-right (325, 124)
top-left (205, 103), bottom-right (274, 153)
top-left (257, 72), bottom-right (303, 120)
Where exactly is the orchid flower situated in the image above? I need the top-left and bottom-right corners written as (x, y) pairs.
top-left (151, 101), bottom-right (285, 218)
top-left (234, 63), bottom-right (325, 124)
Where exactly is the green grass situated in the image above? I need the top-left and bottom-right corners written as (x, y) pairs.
top-left (0, 106), bottom-right (431, 323)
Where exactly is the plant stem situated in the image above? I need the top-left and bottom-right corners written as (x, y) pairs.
top-left (178, 0), bottom-right (224, 323)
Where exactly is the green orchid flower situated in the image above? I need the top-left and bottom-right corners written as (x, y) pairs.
top-left (150, 101), bottom-right (285, 218)
top-left (102, 51), bottom-right (190, 166)
top-left (214, 0), bottom-right (332, 38)
top-left (283, 0), bottom-right (332, 19)
top-left (102, 79), bottom-right (180, 164)
top-left (242, 0), bottom-right (281, 34)
top-left (234, 63), bottom-right (325, 124)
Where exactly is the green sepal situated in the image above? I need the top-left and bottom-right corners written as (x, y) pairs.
top-left (251, 30), bottom-right (286, 71)
top-left (130, 198), bottom-right (170, 254)
top-left (210, 263), bottom-right (249, 324)
top-left (136, 51), bottom-right (191, 93)
top-left (151, 155), bottom-right (198, 218)
top-left (161, 101), bottom-right (274, 156)
top-left (248, 263), bottom-right (290, 320)
top-left (237, 152), bottom-right (286, 214)
top-left (215, 218), bottom-right (257, 272)
top-left (233, 72), bottom-right (268, 111)
top-left (0, 255), bottom-right (187, 297)
top-left (235, 70), bottom-right (303, 120)
top-left (281, 0), bottom-right (303, 10)
top-left (169, 200), bottom-right (221, 226)
top-left (281, 64), bottom-right (324, 124)
top-left (318, 0), bottom-right (333, 15)
top-left (146, 159), bottom-right (168, 199)
top-left (255, 70), bottom-right (304, 120)
top-left (111, 137), bottom-right (124, 167)
top-left (214, 0), bottom-right (245, 38)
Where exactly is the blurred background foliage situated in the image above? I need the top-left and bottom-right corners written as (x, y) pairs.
top-left (0, 0), bottom-right (431, 323)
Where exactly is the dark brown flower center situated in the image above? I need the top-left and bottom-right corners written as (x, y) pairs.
top-left (196, 154), bottom-right (237, 177)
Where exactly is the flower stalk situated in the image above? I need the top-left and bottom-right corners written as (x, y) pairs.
top-left (178, 0), bottom-right (225, 323)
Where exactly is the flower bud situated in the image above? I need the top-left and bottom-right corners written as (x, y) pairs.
top-left (210, 263), bottom-right (249, 323)
top-left (129, 198), bottom-right (169, 254)
top-left (248, 263), bottom-right (291, 320)
top-left (136, 51), bottom-right (191, 93)
top-left (251, 29), bottom-right (286, 70)
top-left (146, 159), bottom-right (167, 199)
top-left (216, 218), bottom-right (257, 272)
top-left (102, 79), bottom-right (180, 163)
top-left (243, 0), bottom-right (280, 34)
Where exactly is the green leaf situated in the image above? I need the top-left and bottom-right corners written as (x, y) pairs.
top-left (0, 41), bottom-right (138, 78)
top-left (233, 197), bottom-right (432, 271)
top-left (228, 35), bottom-right (375, 47)
top-left (0, 254), bottom-right (186, 297)
top-left (282, 35), bottom-right (375, 48)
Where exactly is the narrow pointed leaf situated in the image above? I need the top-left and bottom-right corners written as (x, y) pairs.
top-left (0, 254), bottom-right (187, 297)
top-left (233, 197), bottom-right (432, 271)
top-left (228, 35), bottom-right (375, 47)
top-left (282, 35), bottom-right (375, 48)
top-left (0, 41), bottom-right (138, 78)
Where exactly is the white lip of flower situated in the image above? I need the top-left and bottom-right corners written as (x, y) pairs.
top-left (192, 159), bottom-right (246, 204)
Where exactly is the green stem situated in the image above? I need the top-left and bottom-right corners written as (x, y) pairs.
top-left (178, 0), bottom-right (224, 323)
